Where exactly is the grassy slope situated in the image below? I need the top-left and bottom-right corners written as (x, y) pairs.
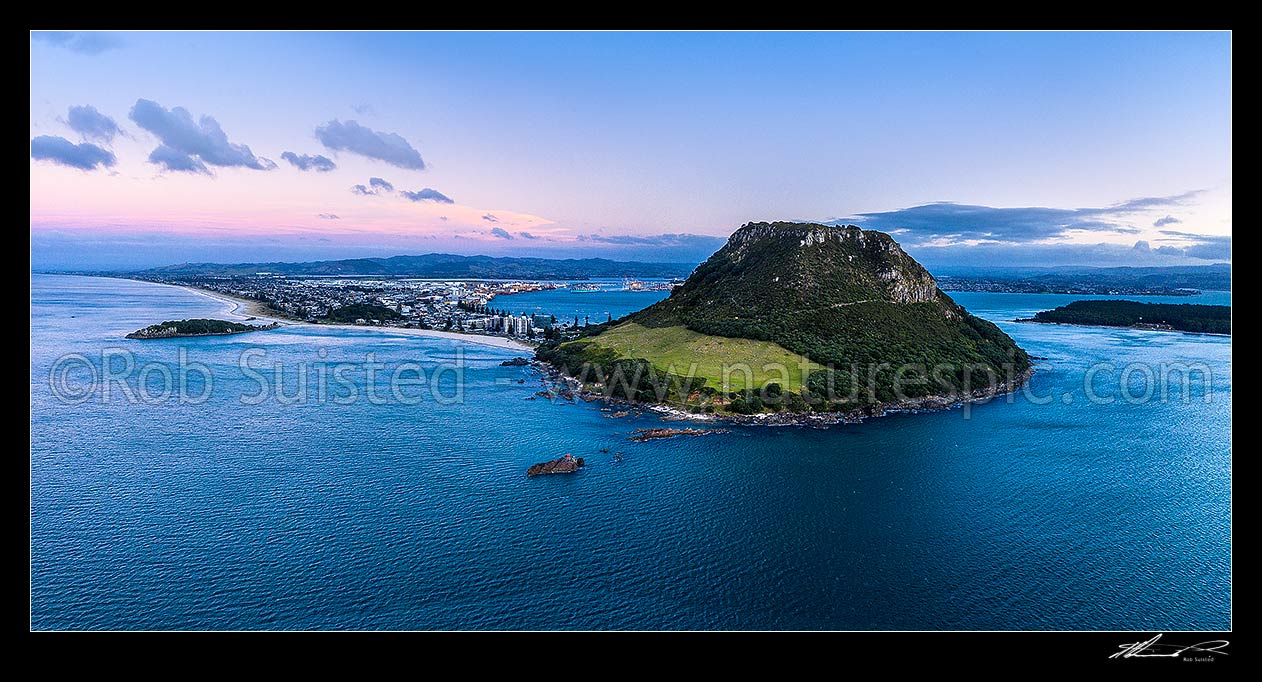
top-left (572, 322), bottom-right (821, 392)
top-left (626, 224), bottom-right (1029, 394)
top-left (538, 224), bottom-right (1030, 412)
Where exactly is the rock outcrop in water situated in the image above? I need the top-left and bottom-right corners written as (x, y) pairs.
top-left (629, 428), bottom-right (730, 442)
top-left (526, 455), bottom-right (585, 477)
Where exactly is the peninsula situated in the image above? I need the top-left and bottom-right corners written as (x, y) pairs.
top-left (536, 222), bottom-right (1031, 421)
top-left (1021, 300), bottom-right (1231, 335)
top-left (126, 318), bottom-right (279, 339)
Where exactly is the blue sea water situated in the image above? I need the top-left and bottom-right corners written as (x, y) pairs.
top-left (492, 282), bottom-right (671, 324)
top-left (30, 275), bottom-right (1231, 630)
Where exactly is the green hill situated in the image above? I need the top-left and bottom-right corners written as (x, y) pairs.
top-left (537, 222), bottom-right (1030, 415)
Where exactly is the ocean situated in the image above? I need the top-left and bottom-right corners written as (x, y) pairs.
top-left (490, 279), bottom-right (673, 323)
top-left (30, 274), bottom-right (1231, 630)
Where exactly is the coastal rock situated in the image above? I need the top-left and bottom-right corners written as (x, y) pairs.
top-left (500, 357), bottom-right (531, 366)
top-left (526, 455), bottom-right (585, 477)
top-left (629, 427), bottom-right (729, 442)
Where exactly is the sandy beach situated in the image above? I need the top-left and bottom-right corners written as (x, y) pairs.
top-left (175, 283), bottom-right (536, 353)
top-left (180, 285), bottom-right (283, 322)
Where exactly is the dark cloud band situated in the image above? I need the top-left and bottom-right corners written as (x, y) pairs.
top-left (351, 177), bottom-right (394, 196)
top-left (66, 105), bottom-right (121, 143)
top-left (30, 135), bottom-right (116, 171)
top-left (401, 188), bottom-right (454, 204)
top-left (314, 119), bottom-right (425, 170)
top-left (130, 99), bottom-right (275, 173)
top-left (843, 191), bottom-right (1205, 244)
top-left (32, 31), bottom-right (122, 55)
top-left (281, 152), bottom-right (336, 172)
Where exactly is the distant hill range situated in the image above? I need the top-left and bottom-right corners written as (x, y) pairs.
top-left (135, 253), bottom-right (695, 279)
top-left (936, 263), bottom-right (1230, 294)
top-left (99, 252), bottom-right (1231, 290)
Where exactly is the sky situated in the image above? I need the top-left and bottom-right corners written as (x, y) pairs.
top-left (30, 31), bottom-right (1231, 270)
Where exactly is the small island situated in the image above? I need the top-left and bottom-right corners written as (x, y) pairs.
top-left (526, 454), bottom-right (585, 477)
top-left (629, 428), bottom-right (729, 442)
top-left (126, 318), bottom-right (280, 339)
top-left (1020, 300), bottom-right (1230, 335)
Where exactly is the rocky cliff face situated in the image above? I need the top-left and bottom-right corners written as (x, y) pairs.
top-left (646, 222), bottom-right (948, 313)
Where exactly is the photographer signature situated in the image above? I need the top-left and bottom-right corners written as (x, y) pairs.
top-left (1110, 634), bottom-right (1229, 660)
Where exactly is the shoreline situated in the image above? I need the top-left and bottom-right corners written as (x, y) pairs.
top-left (1014, 318), bottom-right (1231, 337)
top-left (168, 281), bottom-right (536, 353)
top-left (179, 285), bottom-right (286, 323)
top-left (537, 361), bottom-right (1037, 427)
